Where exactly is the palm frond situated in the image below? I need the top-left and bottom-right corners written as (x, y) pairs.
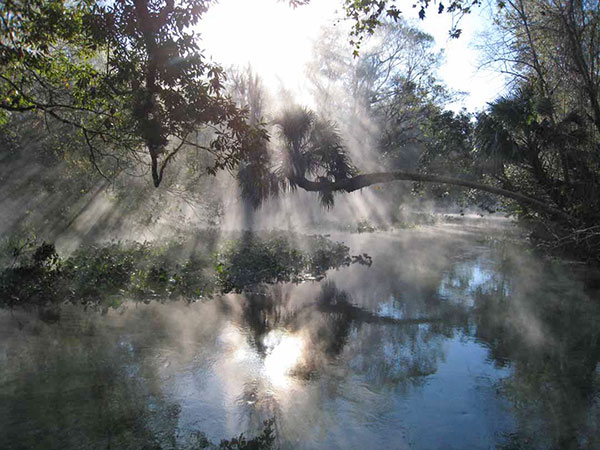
top-left (475, 112), bottom-right (522, 163)
top-left (274, 106), bottom-right (357, 200)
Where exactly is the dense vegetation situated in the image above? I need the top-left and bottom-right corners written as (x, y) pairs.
top-left (2, 0), bottom-right (599, 263)
top-left (0, 231), bottom-right (367, 307)
top-left (3, 3), bottom-right (600, 449)
top-left (278, 0), bottom-right (600, 262)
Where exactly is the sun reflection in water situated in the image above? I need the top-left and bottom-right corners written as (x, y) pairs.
top-left (262, 329), bottom-right (305, 388)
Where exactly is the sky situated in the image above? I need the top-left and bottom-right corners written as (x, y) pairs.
top-left (200, 0), bottom-right (507, 112)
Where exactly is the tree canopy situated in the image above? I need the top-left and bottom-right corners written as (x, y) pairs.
top-left (2, 0), bottom-right (600, 260)
top-left (0, 0), bottom-right (265, 186)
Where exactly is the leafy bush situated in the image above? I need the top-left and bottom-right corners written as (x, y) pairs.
top-left (214, 232), bottom-right (371, 293)
top-left (0, 237), bottom-right (214, 306)
top-left (63, 243), bottom-right (145, 299)
top-left (215, 233), bottom-right (306, 293)
top-left (0, 232), bottom-right (371, 306)
top-left (0, 241), bottom-right (62, 305)
top-left (356, 219), bottom-right (377, 233)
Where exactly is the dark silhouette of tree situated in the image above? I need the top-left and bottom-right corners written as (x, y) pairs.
top-left (266, 106), bottom-right (573, 222)
top-left (0, 0), bottom-right (265, 187)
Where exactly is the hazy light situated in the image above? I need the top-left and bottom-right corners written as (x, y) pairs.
top-left (409, 5), bottom-right (507, 111)
top-left (201, 0), bottom-right (339, 99)
top-left (201, 0), bottom-right (505, 112)
top-left (262, 329), bottom-right (305, 387)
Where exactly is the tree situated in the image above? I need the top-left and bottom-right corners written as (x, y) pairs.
top-left (0, 0), bottom-right (265, 187)
top-left (475, 85), bottom-right (600, 220)
top-left (470, 0), bottom-right (600, 256)
top-left (481, 0), bottom-right (600, 132)
top-left (0, 0), bottom-right (483, 193)
top-left (306, 21), bottom-right (466, 209)
top-left (229, 66), bottom-right (279, 225)
top-left (295, 12), bottom-right (578, 223)
top-left (363, 23), bottom-right (453, 171)
top-left (1, 0), bottom-right (593, 237)
top-left (266, 106), bottom-right (573, 221)
top-left (339, 0), bottom-right (482, 55)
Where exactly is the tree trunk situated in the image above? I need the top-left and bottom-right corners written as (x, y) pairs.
top-left (292, 171), bottom-right (574, 223)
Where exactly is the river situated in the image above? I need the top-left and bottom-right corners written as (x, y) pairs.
top-left (1, 219), bottom-right (599, 449)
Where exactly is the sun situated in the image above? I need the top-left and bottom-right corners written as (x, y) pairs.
top-left (200, 0), bottom-right (339, 95)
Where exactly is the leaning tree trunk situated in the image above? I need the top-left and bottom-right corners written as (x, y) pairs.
top-left (292, 171), bottom-right (575, 223)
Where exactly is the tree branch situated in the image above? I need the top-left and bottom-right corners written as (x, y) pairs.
top-left (292, 171), bottom-right (575, 223)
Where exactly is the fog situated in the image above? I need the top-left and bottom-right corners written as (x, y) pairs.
top-left (2, 4), bottom-right (599, 450)
top-left (2, 223), bottom-right (599, 449)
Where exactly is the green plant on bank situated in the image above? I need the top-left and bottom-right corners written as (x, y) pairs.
top-left (214, 232), bottom-right (371, 293)
top-left (0, 228), bottom-right (42, 268)
top-left (347, 211), bottom-right (440, 233)
top-left (0, 235), bottom-right (215, 307)
top-left (0, 232), bottom-right (371, 306)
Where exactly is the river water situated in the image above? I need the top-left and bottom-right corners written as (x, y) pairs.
top-left (1, 219), bottom-right (599, 449)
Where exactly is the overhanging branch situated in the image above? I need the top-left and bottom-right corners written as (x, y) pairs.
top-left (292, 171), bottom-right (574, 223)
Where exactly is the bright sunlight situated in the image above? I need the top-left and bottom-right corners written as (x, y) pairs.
top-left (201, 0), bottom-right (505, 111)
top-left (262, 329), bottom-right (306, 387)
top-left (201, 0), bottom-right (339, 98)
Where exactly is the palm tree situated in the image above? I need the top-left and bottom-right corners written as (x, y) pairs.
top-left (275, 107), bottom-right (358, 207)
top-left (475, 86), bottom-right (600, 222)
top-left (263, 106), bottom-right (573, 222)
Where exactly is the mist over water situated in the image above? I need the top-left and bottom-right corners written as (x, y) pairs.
top-left (2, 220), bottom-right (599, 450)
top-left (2, 5), bottom-right (600, 450)
top-left (0, 15), bottom-right (453, 248)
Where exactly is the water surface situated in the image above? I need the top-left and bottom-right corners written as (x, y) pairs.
top-left (1, 220), bottom-right (599, 449)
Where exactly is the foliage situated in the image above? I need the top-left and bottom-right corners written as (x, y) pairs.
top-left (3, 0), bottom-right (600, 264)
top-left (229, 68), bottom-right (281, 209)
top-left (0, 0), bottom-right (266, 187)
top-left (277, 4), bottom-right (598, 260)
top-left (214, 232), bottom-right (371, 293)
top-left (273, 107), bottom-right (358, 207)
top-left (0, 109), bottom-right (232, 240)
top-left (413, 108), bottom-right (500, 208)
top-left (0, 235), bottom-right (216, 307)
top-left (0, 229), bottom-right (42, 268)
top-left (0, 240), bottom-right (63, 306)
top-left (62, 241), bottom-right (215, 300)
top-left (341, 0), bottom-right (481, 55)
top-left (218, 419), bottom-right (276, 450)
top-left (344, 22), bottom-right (475, 204)
top-left (307, 21), bottom-right (475, 205)
top-left (215, 233), bottom-right (306, 293)
top-left (307, 233), bottom-right (373, 272)
top-left (289, 0), bottom-right (480, 52)
top-left (308, 20), bottom-right (452, 171)
top-left (470, 0), bottom-right (600, 259)
top-left (0, 232), bottom-right (370, 305)
top-left (356, 218), bottom-right (377, 233)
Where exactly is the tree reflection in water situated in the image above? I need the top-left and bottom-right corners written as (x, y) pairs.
top-left (1, 226), bottom-right (599, 449)
top-left (471, 253), bottom-right (600, 450)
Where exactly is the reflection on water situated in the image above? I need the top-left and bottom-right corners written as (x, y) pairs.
top-left (1, 221), bottom-right (600, 449)
top-left (263, 330), bottom-right (306, 388)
